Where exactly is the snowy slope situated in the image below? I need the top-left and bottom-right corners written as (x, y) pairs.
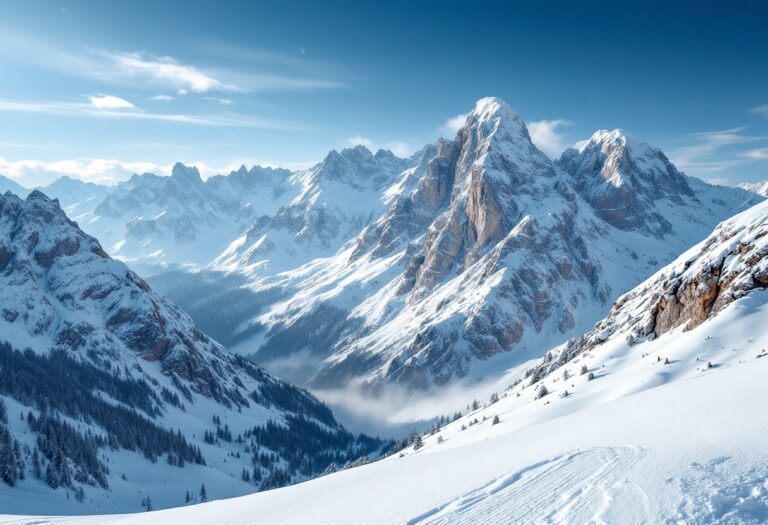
top-left (188, 98), bottom-right (761, 406)
top-left (6, 254), bottom-right (767, 523)
top-left (0, 191), bottom-right (383, 514)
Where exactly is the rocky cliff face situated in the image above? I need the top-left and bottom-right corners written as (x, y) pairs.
top-left (219, 98), bottom-right (761, 394)
top-left (524, 198), bottom-right (768, 384)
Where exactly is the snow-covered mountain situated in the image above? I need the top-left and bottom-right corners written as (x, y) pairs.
top-left (211, 146), bottom-right (418, 275)
top-left (738, 179), bottom-right (768, 196)
top-left (11, 150), bottom-right (419, 277)
top-left (33, 176), bottom-right (112, 219)
top-left (14, 198), bottom-right (768, 524)
top-left (0, 175), bottom-right (28, 197)
top-left (171, 98), bottom-right (760, 402)
top-left (0, 190), bottom-right (384, 514)
top-left (71, 163), bottom-right (293, 275)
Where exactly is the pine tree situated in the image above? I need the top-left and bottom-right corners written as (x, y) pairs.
top-left (489, 392), bottom-right (499, 404)
top-left (32, 448), bottom-right (41, 479)
top-left (412, 435), bottom-right (423, 450)
top-left (0, 399), bottom-right (6, 424)
top-left (580, 364), bottom-right (589, 375)
top-left (185, 490), bottom-right (191, 503)
top-left (492, 415), bottom-right (500, 425)
top-left (0, 427), bottom-right (16, 486)
top-left (200, 483), bottom-right (207, 502)
top-left (13, 440), bottom-right (24, 480)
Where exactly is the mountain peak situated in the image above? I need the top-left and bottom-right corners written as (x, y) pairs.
top-left (171, 162), bottom-right (202, 183)
top-left (559, 129), bottom-right (695, 236)
top-left (26, 189), bottom-right (56, 204)
top-left (470, 97), bottom-right (518, 121)
top-left (460, 97), bottom-right (533, 152)
top-left (574, 129), bottom-right (648, 155)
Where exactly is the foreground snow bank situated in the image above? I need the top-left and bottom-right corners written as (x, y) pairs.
top-left (2, 344), bottom-right (766, 524)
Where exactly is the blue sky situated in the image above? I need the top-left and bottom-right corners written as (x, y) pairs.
top-left (0, 0), bottom-right (765, 186)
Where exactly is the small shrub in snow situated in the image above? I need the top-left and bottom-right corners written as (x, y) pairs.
top-left (492, 415), bottom-right (500, 425)
top-left (580, 364), bottom-right (588, 375)
top-left (535, 385), bottom-right (549, 399)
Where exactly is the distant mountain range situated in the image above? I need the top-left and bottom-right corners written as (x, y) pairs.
top-left (1, 97), bottom-right (764, 398)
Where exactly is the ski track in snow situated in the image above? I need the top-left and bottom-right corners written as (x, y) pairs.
top-left (670, 458), bottom-right (768, 525)
top-left (409, 446), bottom-right (646, 525)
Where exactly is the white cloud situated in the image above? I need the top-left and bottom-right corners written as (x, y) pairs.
top-left (439, 114), bottom-right (467, 136)
top-left (341, 135), bottom-right (416, 157)
top-left (102, 51), bottom-right (237, 93)
top-left (527, 119), bottom-right (571, 159)
top-left (0, 156), bottom-right (166, 186)
top-left (749, 104), bottom-right (768, 118)
top-left (743, 147), bottom-right (768, 160)
top-left (89, 94), bottom-right (134, 109)
top-left (150, 94), bottom-right (174, 101)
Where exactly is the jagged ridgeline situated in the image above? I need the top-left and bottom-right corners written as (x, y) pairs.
top-left (0, 190), bottom-right (387, 512)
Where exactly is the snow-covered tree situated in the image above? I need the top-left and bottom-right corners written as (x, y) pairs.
top-left (535, 384), bottom-right (549, 399)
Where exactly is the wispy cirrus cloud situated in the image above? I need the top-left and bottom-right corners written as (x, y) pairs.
top-left (527, 119), bottom-right (572, 159)
top-left (749, 104), bottom-right (768, 118)
top-left (0, 98), bottom-right (307, 130)
top-left (0, 33), bottom-right (345, 95)
top-left (743, 147), bottom-right (768, 160)
top-left (100, 51), bottom-right (239, 93)
top-left (668, 127), bottom-right (768, 174)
